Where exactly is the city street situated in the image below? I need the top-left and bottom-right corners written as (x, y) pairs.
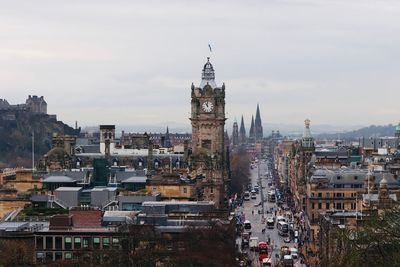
top-left (236, 160), bottom-right (305, 267)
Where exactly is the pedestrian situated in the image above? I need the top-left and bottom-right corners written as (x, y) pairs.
top-left (252, 210), bottom-right (254, 215)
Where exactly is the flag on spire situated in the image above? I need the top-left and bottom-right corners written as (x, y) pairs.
top-left (208, 43), bottom-right (212, 52)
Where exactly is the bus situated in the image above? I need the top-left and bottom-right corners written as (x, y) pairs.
top-left (266, 217), bottom-right (275, 229)
top-left (267, 191), bottom-right (276, 202)
top-left (277, 221), bottom-right (289, 236)
top-left (258, 242), bottom-right (268, 261)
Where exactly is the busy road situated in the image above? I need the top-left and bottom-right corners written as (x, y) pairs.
top-left (235, 159), bottom-right (306, 267)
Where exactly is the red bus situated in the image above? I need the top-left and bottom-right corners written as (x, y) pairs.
top-left (258, 241), bottom-right (268, 261)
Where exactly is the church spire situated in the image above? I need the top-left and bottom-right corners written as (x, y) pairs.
top-left (254, 104), bottom-right (263, 140)
top-left (249, 115), bottom-right (255, 142)
top-left (239, 115), bottom-right (246, 144)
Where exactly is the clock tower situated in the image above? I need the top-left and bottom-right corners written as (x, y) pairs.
top-left (190, 57), bottom-right (226, 207)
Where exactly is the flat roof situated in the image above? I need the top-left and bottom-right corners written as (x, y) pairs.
top-left (55, 187), bottom-right (82, 192)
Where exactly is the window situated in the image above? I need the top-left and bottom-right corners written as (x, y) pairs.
top-left (337, 176), bottom-right (341, 180)
top-left (201, 140), bottom-right (212, 150)
top-left (112, 238), bottom-right (119, 248)
top-left (318, 203), bottom-right (322, 209)
top-left (334, 193), bottom-right (344, 198)
top-left (55, 237), bottom-right (62, 250)
top-left (83, 237), bottom-right (91, 248)
top-left (46, 252), bottom-right (53, 261)
top-left (326, 203), bottom-right (330, 209)
top-left (336, 203), bottom-right (342, 209)
top-left (93, 237), bottom-right (100, 249)
top-left (326, 192), bottom-right (330, 197)
top-left (103, 237), bottom-right (110, 249)
top-left (354, 176), bottom-right (358, 180)
top-left (46, 237), bottom-right (53, 250)
top-left (311, 203), bottom-right (315, 209)
top-left (36, 236), bottom-right (44, 250)
top-left (311, 193), bottom-right (314, 197)
top-left (64, 252), bottom-right (72, 260)
top-left (318, 193), bottom-right (322, 198)
top-left (55, 252), bottom-right (62, 261)
top-left (351, 203), bottom-right (356, 209)
top-left (74, 237), bottom-right (81, 249)
top-left (210, 187), bottom-right (214, 194)
top-left (183, 187), bottom-right (187, 194)
top-left (36, 252), bottom-right (45, 263)
top-left (65, 237), bottom-right (72, 250)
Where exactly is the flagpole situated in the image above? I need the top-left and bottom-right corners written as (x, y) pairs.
top-left (32, 131), bottom-right (35, 171)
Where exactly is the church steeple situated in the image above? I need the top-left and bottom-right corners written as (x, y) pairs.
top-left (254, 104), bottom-right (263, 140)
top-left (249, 115), bottom-right (255, 142)
top-left (239, 115), bottom-right (246, 144)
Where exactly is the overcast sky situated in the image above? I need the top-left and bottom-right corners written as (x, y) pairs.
top-left (1, 0), bottom-right (399, 132)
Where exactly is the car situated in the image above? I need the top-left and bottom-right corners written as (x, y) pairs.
top-left (284, 236), bottom-right (291, 243)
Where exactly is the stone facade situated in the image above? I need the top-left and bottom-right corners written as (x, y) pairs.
top-left (190, 57), bottom-right (227, 208)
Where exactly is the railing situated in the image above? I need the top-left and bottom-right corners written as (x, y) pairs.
top-left (0, 207), bottom-right (23, 222)
top-left (48, 195), bottom-right (68, 209)
top-left (102, 197), bottom-right (119, 211)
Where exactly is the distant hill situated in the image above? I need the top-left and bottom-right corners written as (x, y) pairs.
top-left (317, 124), bottom-right (397, 140)
top-left (0, 111), bottom-right (79, 167)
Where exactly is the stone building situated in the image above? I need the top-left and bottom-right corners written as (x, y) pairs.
top-left (232, 120), bottom-right (239, 148)
top-left (189, 57), bottom-right (227, 208)
top-left (0, 95), bottom-right (47, 114)
top-left (26, 95), bottom-right (47, 114)
top-left (306, 168), bottom-right (398, 239)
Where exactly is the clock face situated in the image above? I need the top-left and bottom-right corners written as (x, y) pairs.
top-left (202, 101), bottom-right (214, 112)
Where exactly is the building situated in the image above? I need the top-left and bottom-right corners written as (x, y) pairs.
top-left (146, 173), bottom-right (195, 201)
top-left (306, 168), bottom-right (398, 239)
top-left (0, 95), bottom-right (47, 114)
top-left (232, 119), bottom-right (239, 148)
top-left (189, 57), bottom-right (227, 208)
top-left (1, 168), bottom-right (42, 191)
top-left (26, 95), bottom-right (47, 114)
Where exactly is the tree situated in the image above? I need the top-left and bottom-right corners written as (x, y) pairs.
top-left (329, 204), bottom-right (400, 267)
top-left (230, 147), bottom-right (251, 195)
top-left (0, 239), bottom-right (34, 266)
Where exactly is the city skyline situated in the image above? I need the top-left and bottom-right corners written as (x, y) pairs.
top-left (1, 0), bottom-right (399, 127)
